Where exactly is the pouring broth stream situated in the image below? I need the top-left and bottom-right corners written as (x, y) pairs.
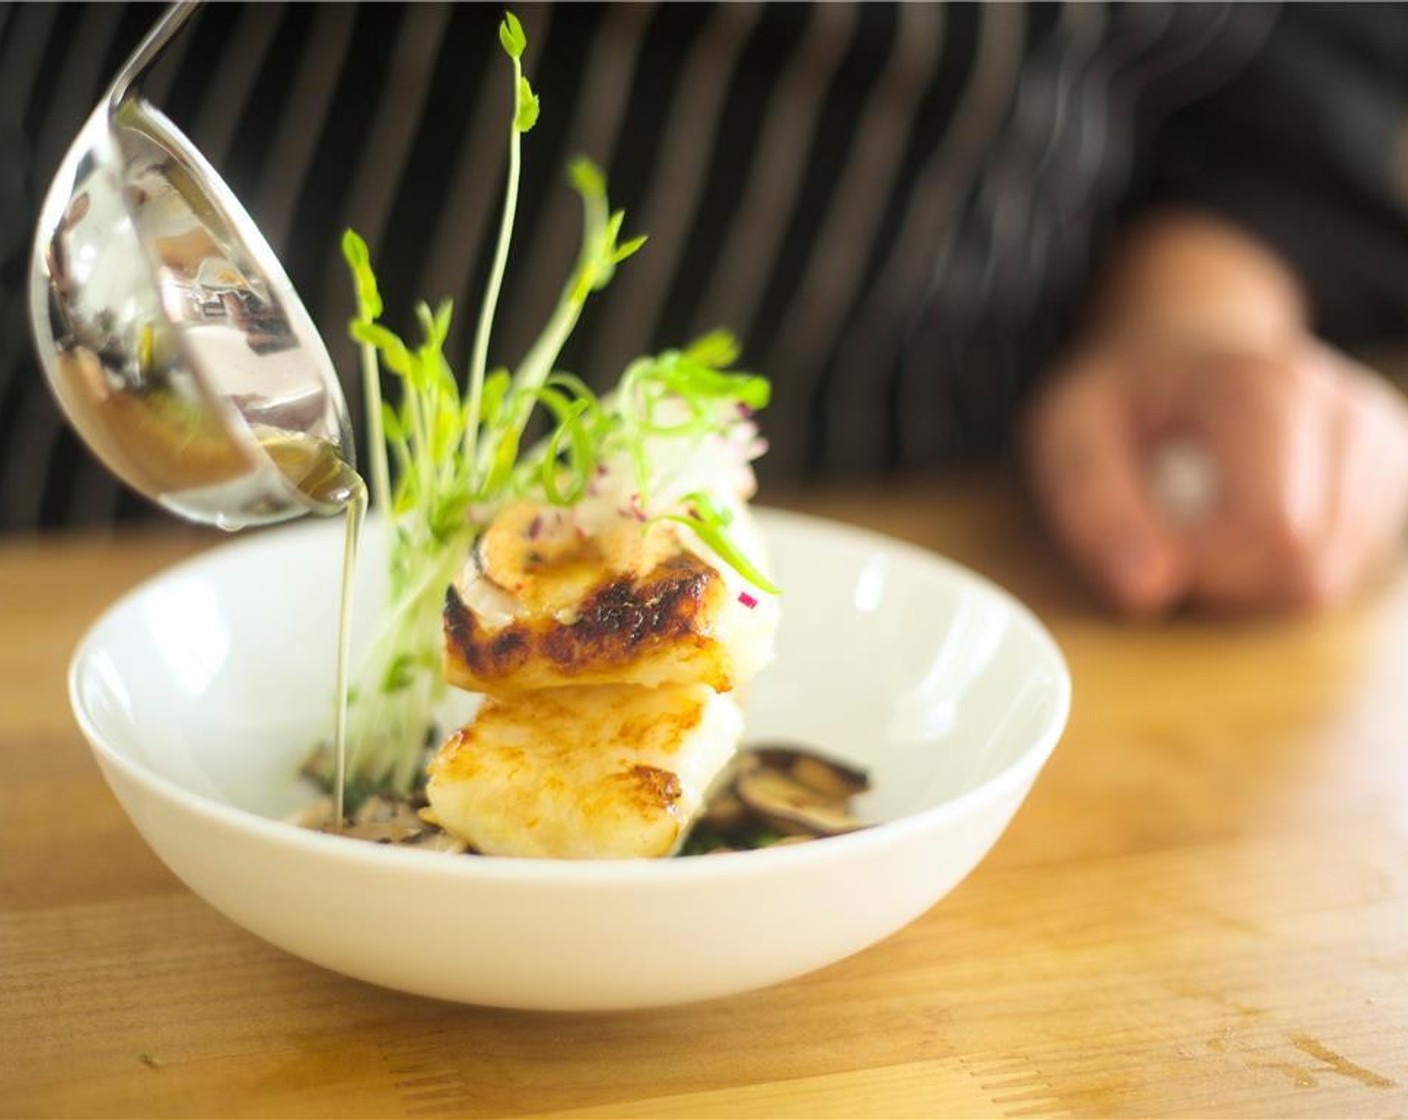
top-left (259, 431), bottom-right (366, 828)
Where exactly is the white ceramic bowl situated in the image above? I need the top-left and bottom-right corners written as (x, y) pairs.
top-left (70, 509), bottom-right (1069, 1011)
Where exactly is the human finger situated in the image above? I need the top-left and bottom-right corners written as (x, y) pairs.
top-left (1310, 351), bottom-right (1408, 606)
top-left (1177, 352), bottom-right (1336, 611)
top-left (1024, 359), bottom-right (1186, 615)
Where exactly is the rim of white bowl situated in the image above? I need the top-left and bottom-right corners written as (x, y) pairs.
top-left (69, 506), bottom-right (1071, 885)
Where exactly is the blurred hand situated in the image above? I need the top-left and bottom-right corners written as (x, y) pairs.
top-left (1022, 211), bottom-right (1408, 616)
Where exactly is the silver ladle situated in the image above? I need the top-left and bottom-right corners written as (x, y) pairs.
top-left (29, 1), bottom-right (358, 529)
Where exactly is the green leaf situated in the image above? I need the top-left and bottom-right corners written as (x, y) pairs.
top-left (414, 299), bottom-right (453, 351)
top-left (380, 401), bottom-right (405, 449)
top-left (433, 399), bottom-right (460, 460)
top-left (638, 402), bottom-right (709, 438)
top-left (538, 402), bottom-right (591, 504)
top-left (611, 234), bottom-right (648, 264)
top-left (391, 473), bottom-right (418, 516)
top-left (482, 426), bottom-right (521, 495)
top-left (567, 156), bottom-right (605, 199)
top-left (350, 321), bottom-right (413, 377)
top-left (687, 491), bottom-right (734, 528)
top-left (672, 362), bottom-right (772, 410)
top-left (430, 489), bottom-right (473, 541)
top-left (381, 652), bottom-right (418, 693)
top-left (684, 329), bottom-right (740, 369)
top-left (604, 210), bottom-right (625, 248)
top-left (651, 494), bottom-right (781, 595)
top-left (436, 352), bottom-right (460, 412)
top-left (433, 299), bottom-right (453, 342)
top-left (415, 301), bottom-right (435, 340)
top-left (515, 75), bottom-right (540, 132)
top-left (341, 229), bottom-right (383, 320)
top-left (521, 384), bottom-right (600, 505)
top-left (479, 369), bottom-right (512, 427)
top-left (341, 227), bottom-right (368, 268)
top-left (544, 371), bottom-right (599, 407)
top-left (499, 10), bottom-right (526, 59)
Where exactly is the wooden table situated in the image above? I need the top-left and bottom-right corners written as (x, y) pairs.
top-left (2, 475), bottom-right (1405, 1118)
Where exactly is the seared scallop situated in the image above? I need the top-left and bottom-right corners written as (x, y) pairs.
top-left (425, 683), bottom-right (743, 859)
top-left (443, 500), bottom-right (776, 695)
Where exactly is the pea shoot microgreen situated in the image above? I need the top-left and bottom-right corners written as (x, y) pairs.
top-left (318, 11), bottom-right (776, 804)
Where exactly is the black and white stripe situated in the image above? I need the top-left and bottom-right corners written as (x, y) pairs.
top-left (1, 2), bottom-right (1401, 531)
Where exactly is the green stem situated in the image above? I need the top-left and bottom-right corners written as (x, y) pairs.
top-left (359, 340), bottom-right (392, 518)
top-left (355, 536), bottom-right (467, 675)
top-left (475, 161), bottom-right (610, 482)
top-left (506, 296), bottom-right (583, 426)
top-left (463, 53), bottom-right (526, 479)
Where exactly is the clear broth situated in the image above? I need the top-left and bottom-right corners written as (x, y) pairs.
top-left (260, 430), bottom-right (366, 827)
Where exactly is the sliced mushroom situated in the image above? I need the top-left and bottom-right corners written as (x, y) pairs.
top-left (287, 795), bottom-right (335, 830)
top-left (692, 786), bottom-right (751, 833)
top-left (733, 764), bottom-right (866, 838)
top-left (413, 831), bottom-right (472, 854)
top-left (338, 795), bottom-right (434, 844)
top-left (748, 744), bottom-right (870, 800)
top-left (679, 745), bottom-right (871, 849)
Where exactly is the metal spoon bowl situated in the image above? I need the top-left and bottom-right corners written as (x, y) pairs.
top-left (29, 2), bottom-right (357, 530)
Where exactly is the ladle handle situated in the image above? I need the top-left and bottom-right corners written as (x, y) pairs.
top-left (105, 1), bottom-right (199, 111)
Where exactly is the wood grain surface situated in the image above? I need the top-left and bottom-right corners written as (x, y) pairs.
top-left (2, 475), bottom-right (1405, 1118)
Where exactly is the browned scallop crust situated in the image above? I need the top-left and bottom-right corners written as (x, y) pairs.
top-left (426, 684), bottom-right (733, 858)
top-left (443, 552), bottom-right (737, 694)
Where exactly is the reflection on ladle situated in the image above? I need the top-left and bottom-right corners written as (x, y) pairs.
top-left (29, 1), bottom-right (356, 530)
top-left (29, 2), bottom-right (368, 828)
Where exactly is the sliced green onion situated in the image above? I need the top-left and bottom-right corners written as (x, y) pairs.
top-left (648, 491), bottom-right (781, 595)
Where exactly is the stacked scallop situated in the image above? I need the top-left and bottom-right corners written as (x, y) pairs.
top-left (424, 493), bottom-right (777, 859)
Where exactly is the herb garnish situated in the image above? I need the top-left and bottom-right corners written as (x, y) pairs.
top-left (315, 11), bottom-right (775, 805)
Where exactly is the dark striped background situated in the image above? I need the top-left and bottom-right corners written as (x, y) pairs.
top-left (6, 2), bottom-right (1406, 531)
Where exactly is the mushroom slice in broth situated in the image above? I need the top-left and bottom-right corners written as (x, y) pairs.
top-left (686, 744), bottom-right (871, 852)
